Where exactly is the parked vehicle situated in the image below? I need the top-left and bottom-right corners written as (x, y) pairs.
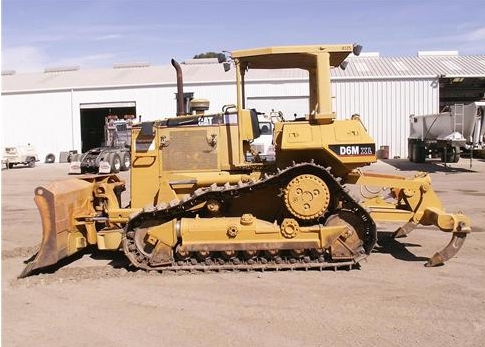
top-left (408, 102), bottom-right (485, 163)
top-left (69, 115), bottom-right (134, 174)
top-left (246, 111), bottom-right (278, 161)
top-left (2, 144), bottom-right (39, 169)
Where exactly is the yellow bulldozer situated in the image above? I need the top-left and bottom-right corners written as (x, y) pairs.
top-left (20, 44), bottom-right (471, 278)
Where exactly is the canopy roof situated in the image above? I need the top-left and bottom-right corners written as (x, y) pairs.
top-left (230, 44), bottom-right (355, 70)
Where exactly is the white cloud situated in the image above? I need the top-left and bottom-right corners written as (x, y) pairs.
top-left (1, 46), bottom-right (119, 73)
top-left (464, 27), bottom-right (485, 42)
top-left (94, 34), bottom-right (123, 41)
top-left (450, 26), bottom-right (485, 55)
top-left (1, 46), bottom-right (48, 73)
top-left (51, 53), bottom-right (118, 69)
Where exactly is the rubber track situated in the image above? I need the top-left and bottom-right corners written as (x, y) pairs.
top-left (123, 162), bottom-right (377, 272)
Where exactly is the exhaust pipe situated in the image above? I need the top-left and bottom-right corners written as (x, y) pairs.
top-left (171, 59), bottom-right (185, 117)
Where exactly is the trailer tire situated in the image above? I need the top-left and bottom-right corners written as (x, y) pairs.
top-left (110, 153), bottom-right (121, 173)
top-left (452, 152), bottom-right (460, 163)
top-left (27, 158), bottom-right (36, 168)
top-left (77, 153), bottom-right (87, 174)
top-left (408, 141), bottom-right (415, 162)
top-left (413, 142), bottom-right (426, 163)
top-left (441, 148), bottom-right (460, 163)
top-left (120, 151), bottom-right (131, 171)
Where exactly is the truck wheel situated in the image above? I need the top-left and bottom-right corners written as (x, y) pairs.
top-left (440, 150), bottom-right (448, 162)
top-left (110, 153), bottom-right (121, 173)
top-left (442, 148), bottom-right (460, 163)
top-left (8, 163), bottom-right (14, 169)
top-left (408, 142), bottom-right (415, 162)
top-left (440, 147), bottom-right (459, 163)
top-left (413, 142), bottom-right (426, 163)
top-left (452, 152), bottom-right (460, 163)
top-left (120, 152), bottom-right (131, 171)
top-left (27, 158), bottom-right (36, 168)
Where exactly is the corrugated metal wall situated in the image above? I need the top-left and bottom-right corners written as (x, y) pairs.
top-left (245, 77), bottom-right (439, 159)
top-left (2, 91), bottom-right (75, 160)
top-left (245, 80), bottom-right (308, 117)
top-left (1, 77), bottom-right (439, 161)
top-left (333, 78), bottom-right (439, 159)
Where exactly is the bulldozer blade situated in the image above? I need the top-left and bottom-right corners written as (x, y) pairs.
top-left (425, 232), bottom-right (468, 267)
top-left (19, 179), bottom-right (96, 278)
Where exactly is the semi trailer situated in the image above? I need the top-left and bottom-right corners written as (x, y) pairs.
top-left (408, 102), bottom-right (485, 163)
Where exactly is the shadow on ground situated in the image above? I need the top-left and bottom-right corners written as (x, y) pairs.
top-left (18, 247), bottom-right (134, 278)
top-left (374, 231), bottom-right (429, 263)
top-left (378, 158), bottom-right (483, 173)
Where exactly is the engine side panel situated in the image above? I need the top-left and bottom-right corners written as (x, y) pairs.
top-left (275, 118), bottom-right (376, 176)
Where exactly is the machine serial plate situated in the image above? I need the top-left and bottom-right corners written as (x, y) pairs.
top-left (329, 144), bottom-right (376, 156)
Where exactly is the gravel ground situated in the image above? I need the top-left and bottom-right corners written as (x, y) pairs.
top-left (2, 159), bottom-right (485, 347)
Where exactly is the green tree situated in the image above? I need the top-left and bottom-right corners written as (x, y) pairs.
top-left (193, 52), bottom-right (226, 62)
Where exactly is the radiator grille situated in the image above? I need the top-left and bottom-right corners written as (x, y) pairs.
top-left (162, 130), bottom-right (218, 171)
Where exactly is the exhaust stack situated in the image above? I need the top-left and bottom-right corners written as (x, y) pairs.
top-left (171, 59), bottom-right (185, 117)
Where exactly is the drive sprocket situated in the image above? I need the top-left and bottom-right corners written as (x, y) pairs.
top-left (284, 174), bottom-right (331, 220)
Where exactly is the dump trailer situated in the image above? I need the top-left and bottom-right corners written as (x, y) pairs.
top-left (20, 44), bottom-right (472, 278)
top-left (408, 102), bottom-right (485, 163)
top-left (69, 115), bottom-right (134, 174)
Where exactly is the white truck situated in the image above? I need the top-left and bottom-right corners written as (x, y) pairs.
top-left (2, 144), bottom-right (39, 169)
top-left (196, 104), bottom-right (277, 162)
top-left (408, 102), bottom-right (485, 163)
top-left (248, 111), bottom-right (277, 162)
top-left (69, 115), bottom-right (134, 174)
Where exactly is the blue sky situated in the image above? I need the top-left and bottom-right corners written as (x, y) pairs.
top-left (1, 0), bottom-right (484, 73)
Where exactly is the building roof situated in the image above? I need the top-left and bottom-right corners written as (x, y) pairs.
top-left (334, 53), bottom-right (485, 79)
top-left (2, 53), bottom-right (485, 93)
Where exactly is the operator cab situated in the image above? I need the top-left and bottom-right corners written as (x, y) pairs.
top-left (225, 44), bottom-right (362, 165)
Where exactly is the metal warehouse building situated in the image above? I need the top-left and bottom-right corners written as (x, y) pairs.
top-left (2, 50), bottom-right (485, 162)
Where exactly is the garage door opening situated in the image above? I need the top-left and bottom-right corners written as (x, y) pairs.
top-left (80, 102), bottom-right (136, 153)
top-left (439, 76), bottom-right (485, 107)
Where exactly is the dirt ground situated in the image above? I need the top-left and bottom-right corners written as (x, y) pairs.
top-left (2, 159), bottom-right (485, 347)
